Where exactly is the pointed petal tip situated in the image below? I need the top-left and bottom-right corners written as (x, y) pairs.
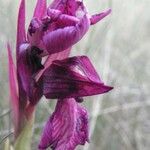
top-left (90, 8), bottom-right (112, 25)
top-left (106, 8), bottom-right (112, 14)
top-left (17, 0), bottom-right (26, 55)
top-left (101, 8), bottom-right (112, 16)
top-left (103, 85), bottom-right (114, 93)
top-left (33, 0), bottom-right (47, 19)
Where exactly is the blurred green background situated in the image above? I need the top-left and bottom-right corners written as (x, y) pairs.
top-left (0, 0), bottom-right (150, 150)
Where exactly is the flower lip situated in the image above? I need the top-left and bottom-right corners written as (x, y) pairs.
top-left (38, 98), bottom-right (89, 150)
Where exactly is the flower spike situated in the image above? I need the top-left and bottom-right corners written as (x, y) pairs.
top-left (8, 0), bottom-right (113, 149)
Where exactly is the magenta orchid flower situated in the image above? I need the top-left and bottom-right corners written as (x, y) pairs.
top-left (38, 56), bottom-right (113, 149)
top-left (7, 0), bottom-right (112, 149)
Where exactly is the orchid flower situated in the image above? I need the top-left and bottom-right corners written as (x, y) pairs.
top-left (18, 0), bottom-right (111, 100)
top-left (38, 56), bottom-right (113, 149)
top-left (27, 0), bottom-right (111, 56)
top-left (7, 0), bottom-right (112, 149)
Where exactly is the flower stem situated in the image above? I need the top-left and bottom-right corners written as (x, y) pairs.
top-left (14, 109), bottom-right (35, 150)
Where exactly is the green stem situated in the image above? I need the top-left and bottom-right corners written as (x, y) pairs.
top-left (14, 110), bottom-right (35, 150)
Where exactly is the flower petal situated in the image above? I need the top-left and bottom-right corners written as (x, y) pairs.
top-left (7, 43), bottom-right (19, 133)
top-left (38, 98), bottom-right (89, 150)
top-left (43, 56), bottom-right (113, 99)
top-left (47, 8), bottom-right (79, 26)
top-left (43, 15), bottom-right (90, 54)
top-left (33, 0), bottom-right (47, 19)
top-left (16, 0), bottom-right (26, 56)
top-left (17, 44), bottom-right (31, 95)
top-left (90, 9), bottom-right (111, 25)
top-left (49, 0), bottom-right (83, 16)
top-left (18, 44), bottom-right (44, 99)
top-left (27, 11), bottom-right (79, 54)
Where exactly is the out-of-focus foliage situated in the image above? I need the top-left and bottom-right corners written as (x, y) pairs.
top-left (0, 0), bottom-right (150, 150)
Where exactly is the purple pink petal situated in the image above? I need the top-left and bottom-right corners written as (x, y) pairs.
top-left (43, 15), bottom-right (90, 54)
top-left (7, 43), bottom-right (19, 134)
top-left (16, 0), bottom-right (26, 56)
top-left (43, 56), bottom-right (113, 99)
top-left (90, 9), bottom-right (112, 25)
top-left (38, 98), bottom-right (89, 150)
top-left (33, 0), bottom-right (47, 19)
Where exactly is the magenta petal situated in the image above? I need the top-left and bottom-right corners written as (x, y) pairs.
top-left (57, 14), bottom-right (79, 26)
top-left (7, 43), bottom-right (19, 132)
top-left (16, 0), bottom-right (26, 56)
top-left (17, 44), bottom-right (43, 99)
top-left (38, 98), bottom-right (89, 150)
top-left (43, 56), bottom-right (113, 99)
top-left (43, 15), bottom-right (90, 54)
top-left (17, 44), bottom-right (31, 96)
top-left (47, 8), bottom-right (62, 20)
top-left (33, 0), bottom-right (47, 19)
top-left (90, 9), bottom-right (111, 25)
top-left (47, 8), bottom-right (79, 26)
top-left (49, 0), bottom-right (81, 16)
